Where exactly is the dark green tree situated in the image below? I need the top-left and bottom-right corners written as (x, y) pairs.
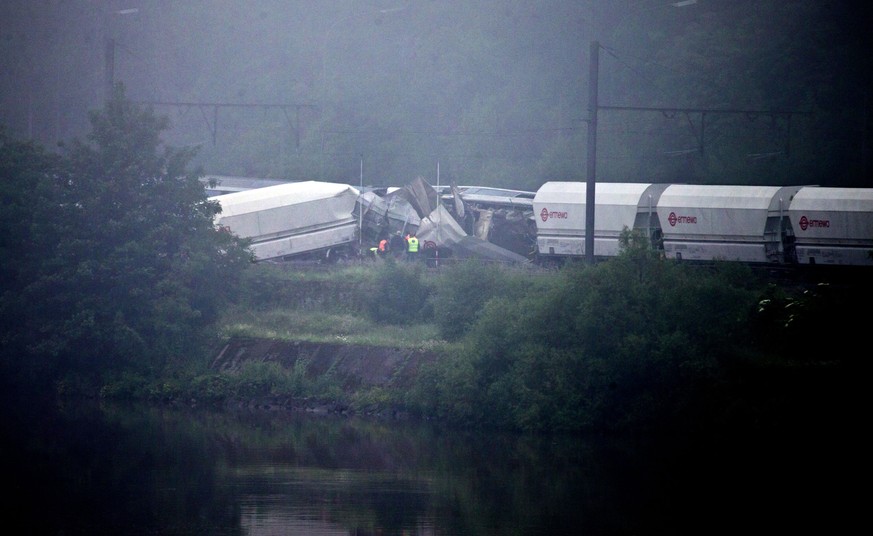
top-left (0, 128), bottom-right (61, 386)
top-left (1, 86), bottom-right (252, 387)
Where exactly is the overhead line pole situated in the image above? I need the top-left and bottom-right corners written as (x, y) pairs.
top-left (585, 41), bottom-right (599, 265)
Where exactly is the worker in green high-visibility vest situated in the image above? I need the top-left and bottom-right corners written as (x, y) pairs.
top-left (405, 233), bottom-right (419, 262)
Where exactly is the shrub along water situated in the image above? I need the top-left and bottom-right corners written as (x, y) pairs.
top-left (404, 234), bottom-right (867, 434)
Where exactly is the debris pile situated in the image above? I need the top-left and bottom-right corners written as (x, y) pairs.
top-left (358, 177), bottom-right (535, 264)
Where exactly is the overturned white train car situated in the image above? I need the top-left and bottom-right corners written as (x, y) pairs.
top-left (533, 182), bottom-right (668, 258)
top-left (210, 181), bottom-right (360, 262)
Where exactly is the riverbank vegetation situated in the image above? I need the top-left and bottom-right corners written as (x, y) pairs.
top-left (2, 91), bottom-right (866, 436)
top-left (211, 244), bottom-right (867, 436)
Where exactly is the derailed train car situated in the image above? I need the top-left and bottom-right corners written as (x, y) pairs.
top-left (210, 181), bottom-right (360, 262)
top-left (532, 181), bottom-right (873, 267)
top-left (209, 177), bottom-right (532, 264)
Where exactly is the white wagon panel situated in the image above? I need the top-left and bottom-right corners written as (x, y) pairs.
top-left (657, 184), bottom-right (799, 262)
top-left (533, 182), bottom-right (667, 257)
top-left (789, 187), bottom-right (873, 265)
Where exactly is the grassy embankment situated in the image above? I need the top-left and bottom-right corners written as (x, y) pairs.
top-left (217, 261), bottom-right (451, 348)
top-left (175, 253), bottom-right (867, 434)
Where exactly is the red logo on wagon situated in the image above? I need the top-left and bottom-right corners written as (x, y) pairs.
top-left (799, 215), bottom-right (829, 231)
top-left (667, 212), bottom-right (697, 226)
top-left (540, 207), bottom-right (568, 222)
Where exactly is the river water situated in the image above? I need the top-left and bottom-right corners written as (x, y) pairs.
top-left (2, 398), bottom-right (858, 535)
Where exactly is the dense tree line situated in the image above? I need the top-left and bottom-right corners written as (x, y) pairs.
top-left (0, 87), bottom-right (252, 394)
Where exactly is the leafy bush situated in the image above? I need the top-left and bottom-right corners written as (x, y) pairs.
top-left (364, 258), bottom-right (430, 325)
top-left (430, 260), bottom-right (506, 340)
top-left (237, 263), bottom-right (373, 315)
top-left (230, 360), bottom-right (308, 398)
top-left (412, 251), bottom-right (773, 433)
top-left (98, 371), bottom-right (151, 400)
top-left (188, 373), bottom-right (231, 402)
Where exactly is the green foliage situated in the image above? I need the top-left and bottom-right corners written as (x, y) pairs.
top-left (350, 386), bottom-right (396, 413)
top-left (752, 278), bottom-right (873, 364)
top-left (0, 87), bottom-right (252, 386)
top-left (98, 371), bottom-right (152, 400)
top-left (210, 257), bottom-right (867, 434)
top-left (229, 360), bottom-right (308, 398)
top-left (364, 258), bottom-right (430, 325)
top-left (430, 260), bottom-right (503, 340)
top-left (412, 252), bottom-right (773, 432)
top-left (0, 130), bottom-right (60, 353)
top-left (236, 263), bottom-right (372, 314)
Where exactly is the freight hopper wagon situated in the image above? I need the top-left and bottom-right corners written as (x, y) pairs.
top-left (533, 181), bottom-right (669, 259)
top-left (787, 187), bottom-right (873, 266)
top-left (210, 181), bottom-right (360, 262)
top-left (656, 184), bottom-right (802, 263)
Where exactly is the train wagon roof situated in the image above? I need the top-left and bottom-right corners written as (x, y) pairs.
top-left (446, 186), bottom-right (535, 210)
top-left (210, 181), bottom-right (359, 218)
top-left (534, 182), bottom-right (664, 206)
top-left (789, 186), bottom-right (873, 212)
top-left (657, 184), bottom-right (801, 240)
top-left (658, 184), bottom-right (799, 212)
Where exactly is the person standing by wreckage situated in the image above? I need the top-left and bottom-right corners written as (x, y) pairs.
top-left (406, 233), bottom-right (420, 262)
top-left (391, 233), bottom-right (406, 259)
top-left (378, 237), bottom-right (389, 256)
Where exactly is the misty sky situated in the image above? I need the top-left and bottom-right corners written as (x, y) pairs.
top-left (2, 1), bottom-right (870, 187)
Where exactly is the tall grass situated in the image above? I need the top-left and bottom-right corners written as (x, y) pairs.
top-left (219, 260), bottom-right (458, 348)
top-left (220, 307), bottom-right (444, 348)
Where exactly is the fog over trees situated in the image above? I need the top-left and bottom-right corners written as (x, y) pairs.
top-left (2, 0), bottom-right (871, 189)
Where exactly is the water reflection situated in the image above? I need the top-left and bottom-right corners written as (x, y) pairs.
top-left (209, 409), bottom-right (634, 535)
top-left (2, 398), bottom-right (857, 535)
